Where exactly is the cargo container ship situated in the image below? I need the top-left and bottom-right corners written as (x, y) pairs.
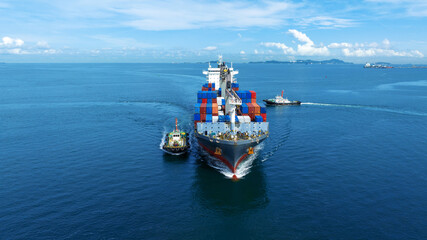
top-left (194, 57), bottom-right (269, 179)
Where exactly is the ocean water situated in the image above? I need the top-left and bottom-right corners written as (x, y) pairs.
top-left (0, 63), bottom-right (426, 239)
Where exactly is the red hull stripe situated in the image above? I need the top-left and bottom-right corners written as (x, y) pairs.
top-left (234, 153), bottom-right (248, 172)
top-left (198, 141), bottom-right (235, 173)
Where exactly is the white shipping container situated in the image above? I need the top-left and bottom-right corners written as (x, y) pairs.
top-left (212, 116), bottom-right (219, 123)
top-left (237, 116), bottom-right (245, 123)
top-left (243, 116), bottom-right (251, 123)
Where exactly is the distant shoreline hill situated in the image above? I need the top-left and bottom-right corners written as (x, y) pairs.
top-left (249, 59), bottom-right (353, 64)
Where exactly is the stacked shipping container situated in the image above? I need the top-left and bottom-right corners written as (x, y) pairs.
top-left (195, 85), bottom-right (266, 127)
top-left (237, 90), bottom-right (267, 122)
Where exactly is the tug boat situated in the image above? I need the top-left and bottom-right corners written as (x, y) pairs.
top-left (162, 118), bottom-right (190, 155)
top-left (263, 90), bottom-right (301, 106)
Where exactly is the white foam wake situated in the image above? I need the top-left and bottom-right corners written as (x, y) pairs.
top-left (159, 128), bottom-right (167, 150)
top-left (302, 102), bottom-right (427, 117)
top-left (202, 142), bottom-right (265, 179)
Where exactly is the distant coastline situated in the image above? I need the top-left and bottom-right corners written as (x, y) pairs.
top-left (248, 59), bottom-right (353, 64)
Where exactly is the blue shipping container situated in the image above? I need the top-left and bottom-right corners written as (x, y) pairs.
top-left (241, 103), bottom-right (248, 113)
top-left (222, 99), bottom-right (225, 105)
top-left (206, 114), bottom-right (212, 122)
top-left (202, 92), bottom-right (207, 98)
top-left (207, 98), bottom-right (212, 103)
top-left (194, 113), bottom-right (200, 121)
top-left (198, 98), bottom-right (202, 103)
top-left (258, 103), bottom-right (266, 113)
top-left (207, 107), bottom-right (212, 114)
top-left (236, 90), bottom-right (244, 99)
top-left (212, 83), bottom-right (215, 88)
top-left (225, 115), bottom-right (231, 122)
top-left (255, 115), bottom-right (263, 122)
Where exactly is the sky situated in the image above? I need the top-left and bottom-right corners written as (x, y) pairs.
top-left (0, 0), bottom-right (426, 63)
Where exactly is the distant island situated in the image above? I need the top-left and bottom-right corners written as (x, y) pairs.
top-left (249, 59), bottom-right (353, 64)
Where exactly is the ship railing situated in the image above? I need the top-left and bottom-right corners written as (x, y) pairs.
top-left (197, 122), bottom-right (269, 136)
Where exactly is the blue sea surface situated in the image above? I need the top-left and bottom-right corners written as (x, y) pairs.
top-left (1, 63), bottom-right (426, 239)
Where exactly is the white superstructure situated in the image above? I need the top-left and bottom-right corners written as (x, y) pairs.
top-left (203, 55), bottom-right (238, 88)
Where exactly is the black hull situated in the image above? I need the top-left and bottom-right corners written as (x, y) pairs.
top-left (263, 99), bottom-right (301, 106)
top-left (196, 133), bottom-right (268, 173)
top-left (162, 145), bottom-right (190, 155)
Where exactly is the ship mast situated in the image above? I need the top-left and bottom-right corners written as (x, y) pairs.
top-left (175, 118), bottom-right (178, 131)
top-left (219, 58), bottom-right (242, 134)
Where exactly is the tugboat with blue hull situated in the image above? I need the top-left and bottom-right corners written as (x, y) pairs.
top-left (263, 90), bottom-right (301, 106)
top-left (162, 118), bottom-right (190, 155)
top-left (194, 57), bottom-right (269, 179)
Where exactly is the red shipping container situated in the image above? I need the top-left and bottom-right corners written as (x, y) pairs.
top-left (232, 87), bottom-right (239, 91)
top-left (202, 87), bottom-right (208, 91)
top-left (200, 114), bottom-right (206, 121)
top-left (208, 83), bottom-right (212, 88)
top-left (261, 113), bottom-right (267, 122)
top-left (246, 103), bottom-right (254, 114)
top-left (212, 88), bottom-right (216, 91)
top-left (212, 103), bottom-right (218, 115)
top-left (252, 103), bottom-right (260, 114)
top-left (249, 90), bottom-right (256, 99)
top-left (251, 98), bottom-right (256, 103)
top-left (202, 98), bottom-right (207, 104)
top-left (200, 103), bottom-right (207, 114)
top-left (249, 113), bottom-right (255, 121)
top-left (212, 98), bottom-right (217, 103)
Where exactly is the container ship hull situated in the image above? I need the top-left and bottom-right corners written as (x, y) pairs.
top-left (196, 133), bottom-right (267, 173)
top-left (194, 57), bottom-right (269, 178)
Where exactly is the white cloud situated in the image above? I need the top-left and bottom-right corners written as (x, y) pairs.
top-left (262, 30), bottom-right (423, 58)
top-left (44, 49), bottom-right (58, 54)
top-left (36, 41), bottom-right (50, 49)
top-left (240, 50), bottom-right (245, 54)
top-left (328, 38), bottom-right (423, 58)
top-left (254, 49), bottom-right (259, 54)
top-left (113, 0), bottom-right (298, 30)
top-left (6, 48), bottom-right (22, 54)
top-left (288, 29), bottom-right (313, 45)
top-left (1, 36), bottom-right (24, 47)
top-left (382, 38), bottom-right (390, 48)
top-left (342, 48), bottom-right (424, 57)
top-left (0, 36), bottom-right (62, 55)
top-left (287, 29), bottom-right (329, 56)
top-left (365, 0), bottom-right (427, 17)
top-left (328, 42), bottom-right (353, 48)
top-left (298, 16), bottom-right (357, 29)
top-left (261, 42), bottom-right (296, 54)
top-left (203, 46), bottom-right (217, 51)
